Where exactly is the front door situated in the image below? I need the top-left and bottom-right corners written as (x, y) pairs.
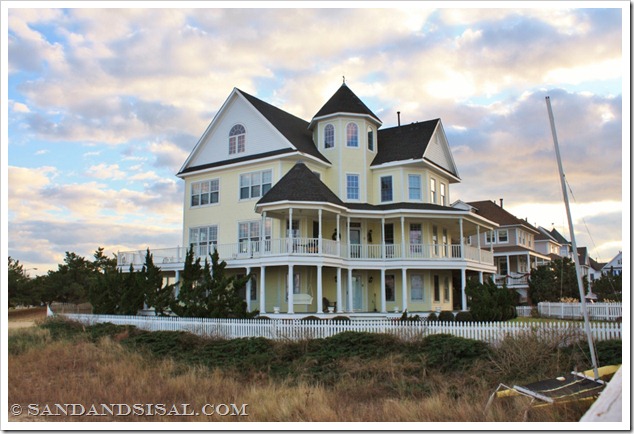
top-left (352, 274), bottom-right (363, 311)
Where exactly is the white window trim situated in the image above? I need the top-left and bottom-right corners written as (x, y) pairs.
top-left (346, 122), bottom-right (359, 148)
top-left (239, 169), bottom-right (273, 201)
top-left (190, 178), bottom-right (220, 209)
top-left (346, 173), bottom-right (361, 201)
top-left (380, 175), bottom-right (393, 203)
top-left (497, 229), bottom-right (509, 244)
top-left (408, 174), bottom-right (423, 201)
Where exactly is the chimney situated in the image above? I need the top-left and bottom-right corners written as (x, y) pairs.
top-left (397, 111), bottom-right (401, 126)
top-left (500, 198), bottom-right (504, 208)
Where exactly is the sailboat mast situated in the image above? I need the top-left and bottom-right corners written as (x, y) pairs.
top-left (545, 96), bottom-right (600, 380)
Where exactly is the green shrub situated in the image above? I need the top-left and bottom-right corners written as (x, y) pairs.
top-left (426, 312), bottom-right (438, 322)
top-left (593, 339), bottom-right (622, 366)
top-left (399, 310), bottom-right (421, 322)
top-left (330, 316), bottom-right (350, 322)
top-left (416, 334), bottom-right (490, 372)
top-left (438, 311), bottom-right (455, 322)
top-left (300, 315), bottom-right (322, 322)
top-left (455, 311), bottom-right (473, 322)
top-left (8, 328), bottom-right (51, 356)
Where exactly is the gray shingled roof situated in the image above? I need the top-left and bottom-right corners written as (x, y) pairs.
top-left (312, 83), bottom-right (381, 124)
top-left (468, 200), bottom-right (539, 232)
top-left (257, 162), bottom-right (344, 206)
top-left (238, 89), bottom-right (329, 164)
top-left (373, 120), bottom-right (440, 166)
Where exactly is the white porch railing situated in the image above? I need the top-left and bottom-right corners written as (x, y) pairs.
top-left (118, 239), bottom-right (494, 268)
top-left (56, 312), bottom-right (622, 344)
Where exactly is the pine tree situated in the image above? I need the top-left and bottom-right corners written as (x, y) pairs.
top-left (170, 247), bottom-right (206, 317)
top-left (140, 249), bottom-right (174, 316)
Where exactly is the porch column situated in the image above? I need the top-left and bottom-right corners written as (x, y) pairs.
top-left (506, 254), bottom-right (511, 274)
top-left (346, 216), bottom-right (351, 259)
top-left (400, 216), bottom-right (406, 258)
top-left (261, 212), bottom-right (266, 255)
top-left (461, 268), bottom-right (467, 311)
top-left (287, 264), bottom-right (294, 314)
top-left (381, 217), bottom-right (385, 258)
top-left (289, 208), bottom-right (293, 255)
top-left (259, 266), bottom-right (266, 313)
top-left (478, 271), bottom-right (483, 284)
top-left (459, 217), bottom-right (464, 258)
top-left (316, 265), bottom-right (323, 314)
top-left (526, 253), bottom-right (530, 273)
top-left (336, 214), bottom-right (341, 257)
top-left (380, 268), bottom-right (387, 313)
top-left (477, 225), bottom-right (481, 262)
top-left (336, 267), bottom-right (343, 313)
top-left (347, 268), bottom-right (353, 312)
top-left (174, 270), bottom-right (180, 298)
top-left (318, 209), bottom-right (323, 253)
top-left (246, 266), bottom-right (252, 312)
top-left (401, 268), bottom-right (408, 313)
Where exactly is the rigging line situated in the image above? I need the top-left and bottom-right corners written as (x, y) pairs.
top-left (564, 178), bottom-right (602, 263)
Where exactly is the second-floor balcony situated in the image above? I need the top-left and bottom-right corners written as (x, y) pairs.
top-left (118, 237), bottom-right (494, 270)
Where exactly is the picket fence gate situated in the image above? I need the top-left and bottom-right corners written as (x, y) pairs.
top-left (55, 311), bottom-right (622, 345)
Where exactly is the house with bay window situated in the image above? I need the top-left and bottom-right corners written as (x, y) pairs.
top-left (118, 83), bottom-right (498, 316)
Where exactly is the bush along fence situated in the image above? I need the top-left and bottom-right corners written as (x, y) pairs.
top-left (515, 302), bottom-right (622, 321)
top-left (50, 310), bottom-right (622, 345)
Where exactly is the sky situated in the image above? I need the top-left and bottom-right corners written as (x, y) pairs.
top-left (2, 2), bottom-right (629, 275)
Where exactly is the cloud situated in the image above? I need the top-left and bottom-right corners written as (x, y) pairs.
top-left (86, 163), bottom-right (127, 180)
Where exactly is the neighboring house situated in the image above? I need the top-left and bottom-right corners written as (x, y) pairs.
top-left (601, 251), bottom-right (622, 276)
top-left (466, 200), bottom-right (551, 303)
top-left (548, 228), bottom-right (574, 259)
top-left (118, 83), bottom-right (497, 315)
top-left (535, 226), bottom-right (563, 260)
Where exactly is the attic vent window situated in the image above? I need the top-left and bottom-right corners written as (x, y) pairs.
top-left (229, 124), bottom-right (246, 155)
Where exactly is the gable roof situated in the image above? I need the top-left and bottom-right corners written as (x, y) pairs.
top-left (237, 89), bottom-right (329, 164)
top-left (468, 200), bottom-right (539, 233)
top-left (549, 228), bottom-right (571, 245)
top-left (373, 119), bottom-right (436, 162)
top-left (311, 83), bottom-right (381, 126)
top-left (257, 161), bottom-right (344, 206)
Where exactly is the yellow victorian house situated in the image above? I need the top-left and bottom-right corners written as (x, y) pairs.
top-left (118, 83), bottom-right (497, 316)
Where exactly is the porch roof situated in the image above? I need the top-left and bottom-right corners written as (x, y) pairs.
top-left (257, 161), bottom-right (344, 206)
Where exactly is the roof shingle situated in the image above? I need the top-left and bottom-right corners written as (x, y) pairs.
top-left (312, 83), bottom-right (381, 124)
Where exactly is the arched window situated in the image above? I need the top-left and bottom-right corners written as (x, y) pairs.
top-left (324, 124), bottom-right (334, 149)
top-left (229, 124), bottom-right (246, 155)
top-left (367, 127), bottom-right (374, 151)
top-left (346, 123), bottom-right (358, 147)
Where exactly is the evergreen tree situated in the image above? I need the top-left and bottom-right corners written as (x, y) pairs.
top-left (141, 249), bottom-right (174, 316)
top-left (119, 264), bottom-right (145, 315)
top-left (205, 249), bottom-right (251, 318)
top-left (592, 272), bottom-right (622, 302)
top-left (528, 257), bottom-right (587, 303)
top-left (170, 248), bottom-right (205, 317)
top-left (465, 278), bottom-right (518, 321)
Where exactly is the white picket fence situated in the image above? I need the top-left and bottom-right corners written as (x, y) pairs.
top-left (55, 312), bottom-right (622, 345)
top-left (515, 303), bottom-right (622, 321)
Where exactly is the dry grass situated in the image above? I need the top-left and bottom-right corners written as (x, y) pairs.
top-left (7, 327), bottom-right (592, 423)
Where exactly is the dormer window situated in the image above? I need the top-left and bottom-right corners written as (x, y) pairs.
top-left (346, 122), bottom-right (358, 147)
top-left (324, 124), bottom-right (334, 149)
top-left (229, 124), bottom-right (246, 155)
top-left (367, 127), bottom-right (374, 151)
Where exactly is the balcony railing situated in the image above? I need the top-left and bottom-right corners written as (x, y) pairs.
top-left (117, 238), bottom-right (494, 269)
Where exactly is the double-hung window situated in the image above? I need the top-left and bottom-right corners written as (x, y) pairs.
top-left (380, 176), bottom-right (393, 202)
top-left (346, 174), bottom-right (360, 200)
top-left (189, 226), bottom-right (218, 258)
top-left (240, 170), bottom-right (272, 200)
top-left (367, 127), bottom-right (374, 151)
top-left (440, 183), bottom-right (446, 206)
top-left (430, 178), bottom-right (437, 204)
top-left (408, 174), bottom-right (422, 201)
top-left (191, 179), bottom-right (219, 207)
top-left (238, 219), bottom-right (272, 254)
